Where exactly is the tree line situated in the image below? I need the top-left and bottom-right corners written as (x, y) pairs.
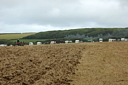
top-left (23, 28), bottom-right (128, 40)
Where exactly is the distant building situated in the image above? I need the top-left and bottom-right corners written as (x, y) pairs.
top-left (99, 38), bottom-right (103, 42)
top-left (29, 42), bottom-right (34, 45)
top-left (109, 39), bottom-right (116, 42)
top-left (0, 44), bottom-right (7, 46)
top-left (121, 38), bottom-right (125, 41)
top-left (69, 40), bottom-right (72, 43)
top-left (65, 40), bottom-right (73, 44)
top-left (50, 41), bottom-right (56, 44)
top-left (75, 40), bottom-right (80, 43)
top-left (65, 40), bottom-right (69, 44)
top-left (37, 42), bottom-right (42, 45)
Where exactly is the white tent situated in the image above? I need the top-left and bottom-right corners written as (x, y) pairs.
top-left (65, 40), bottom-right (69, 44)
top-left (75, 40), bottom-right (80, 43)
top-left (121, 38), bottom-right (125, 41)
top-left (50, 41), bottom-right (56, 44)
top-left (109, 39), bottom-right (116, 42)
top-left (37, 42), bottom-right (42, 45)
top-left (99, 38), bottom-right (103, 42)
top-left (29, 42), bottom-right (34, 45)
top-left (0, 44), bottom-right (7, 46)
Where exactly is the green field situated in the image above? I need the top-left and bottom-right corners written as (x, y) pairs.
top-left (0, 33), bottom-right (36, 39)
top-left (0, 33), bottom-right (53, 44)
top-left (9, 39), bottom-right (49, 43)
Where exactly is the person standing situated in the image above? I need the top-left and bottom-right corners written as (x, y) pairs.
top-left (17, 39), bottom-right (20, 46)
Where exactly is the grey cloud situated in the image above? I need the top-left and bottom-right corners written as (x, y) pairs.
top-left (0, 0), bottom-right (128, 33)
top-left (118, 0), bottom-right (128, 6)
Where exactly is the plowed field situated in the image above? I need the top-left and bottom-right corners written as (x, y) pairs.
top-left (0, 42), bottom-right (128, 85)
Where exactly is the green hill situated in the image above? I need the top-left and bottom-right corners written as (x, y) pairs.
top-left (23, 28), bottom-right (128, 40)
top-left (1, 28), bottom-right (128, 45)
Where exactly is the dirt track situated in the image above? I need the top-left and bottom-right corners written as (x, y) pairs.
top-left (0, 42), bottom-right (128, 85)
top-left (72, 42), bottom-right (128, 85)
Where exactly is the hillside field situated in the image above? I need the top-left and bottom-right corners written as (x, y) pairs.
top-left (0, 33), bottom-right (35, 39)
top-left (0, 42), bottom-right (128, 85)
top-left (23, 28), bottom-right (128, 40)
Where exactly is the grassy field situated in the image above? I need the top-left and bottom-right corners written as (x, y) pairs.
top-left (0, 33), bottom-right (35, 39)
top-left (0, 33), bottom-right (51, 44)
top-left (0, 42), bottom-right (128, 85)
top-left (9, 39), bottom-right (49, 43)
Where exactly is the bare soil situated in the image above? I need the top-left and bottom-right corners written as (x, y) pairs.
top-left (72, 42), bottom-right (128, 85)
top-left (0, 42), bottom-right (128, 85)
top-left (0, 44), bottom-right (85, 85)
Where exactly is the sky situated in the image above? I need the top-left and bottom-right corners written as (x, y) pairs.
top-left (0, 0), bottom-right (128, 33)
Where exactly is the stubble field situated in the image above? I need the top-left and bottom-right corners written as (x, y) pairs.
top-left (0, 42), bottom-right (128, 85)
top-left (0, 33), bottom-right (35, 39)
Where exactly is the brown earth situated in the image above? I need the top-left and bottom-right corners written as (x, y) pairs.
top-left (0, 42), bottom-right (128, 85)
top-left (72, 42), bottom-right (128, 85)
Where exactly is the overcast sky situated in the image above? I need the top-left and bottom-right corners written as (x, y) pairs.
top-left (0, 0), bottom-right (128, 33)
